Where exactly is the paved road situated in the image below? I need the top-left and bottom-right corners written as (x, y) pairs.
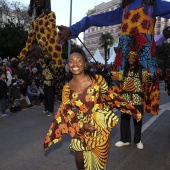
top-left (0, 82), bottom-right (170, 170)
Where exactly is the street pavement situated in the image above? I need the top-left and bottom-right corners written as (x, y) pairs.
top-left (0, 81), bottom-right (170, 170)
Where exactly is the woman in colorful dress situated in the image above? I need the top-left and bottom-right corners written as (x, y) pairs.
top-left (44, 48), bottom-right (142, 170)
top-left (17, 0), bottom-right (65, 115)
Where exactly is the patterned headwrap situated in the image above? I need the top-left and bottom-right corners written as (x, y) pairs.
top-left (28, 0), bottom-right (51, 17)
top-left (128, 46), bottom-right (138, 58)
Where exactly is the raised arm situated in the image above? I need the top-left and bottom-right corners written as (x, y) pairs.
top-left (44, 84), bottom-right (86, 150)
top-left (58, 6), bottom-right (123, 43)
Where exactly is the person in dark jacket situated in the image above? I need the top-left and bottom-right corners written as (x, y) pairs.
top-left (10, 72), bottom-right (25, 112)
top-left (0, 72), bottom-right (10, 117)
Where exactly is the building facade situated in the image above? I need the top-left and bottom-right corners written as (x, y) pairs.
top-left (83, 0), bottom-right (170, 60)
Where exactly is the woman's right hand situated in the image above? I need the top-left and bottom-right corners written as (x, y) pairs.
top-left (84, 123), bottom-right (96, 132)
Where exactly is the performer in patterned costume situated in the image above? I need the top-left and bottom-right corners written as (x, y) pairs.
top-left (44, 48), bottom-right (142, 170)
top-left (111, 48), bottom-right (161, 149)
top-left (17, 0), bottom-right (65, 115)
top-left (57, 0), bottom-right (170, 115)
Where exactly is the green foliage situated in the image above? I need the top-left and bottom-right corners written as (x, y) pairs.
top-left (156, 42), bottom-right (170, 68)
top-left (0, 22), bottom-right (28, 58)
top-left (99, 32), bottom-right (114, 64)
top-left (99, 32), bottom-right (114, 48)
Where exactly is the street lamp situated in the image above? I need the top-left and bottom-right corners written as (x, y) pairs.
top-left (68, 0), bottom-right (72, 59)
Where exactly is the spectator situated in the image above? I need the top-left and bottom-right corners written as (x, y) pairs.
top-left (39, 81), bottom-right (44, 105)
top-left (0, 72), bottom-right (10, 117)
top-left (27, 80), bottom-right (40, 106)
top-left (31, 67), bottom-right (41, 88)
top-left (112, 49), bottom-right (161, 149)
top-left (10, 73), bottom-right (24, 112)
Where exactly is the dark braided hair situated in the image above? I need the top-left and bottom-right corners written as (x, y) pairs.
top-left (123, 57), bottom-right (142, 78)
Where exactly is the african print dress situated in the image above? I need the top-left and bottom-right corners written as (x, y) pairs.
top-left (17, 11), bottom-right (65, 100)
top-left (44, 75), bottom-right (141, 170)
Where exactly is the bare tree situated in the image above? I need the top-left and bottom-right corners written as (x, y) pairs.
top-left (0, 0), bottom-right (31, 29)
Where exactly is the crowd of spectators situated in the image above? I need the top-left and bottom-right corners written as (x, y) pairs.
top-left (0, 58), bottom-right (44, 116)
top-left (0, 57), bottom-right (114, 117)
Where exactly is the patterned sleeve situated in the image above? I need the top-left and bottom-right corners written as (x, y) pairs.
top-left (38, 11), bottom-right (62, 68)
top-left (17, 23), bottom-right (35, 60)
top-left (96, 75), bottom-right (142, 122)
top-left (142, 70), bottom-right (149, 82)
top-left (111, 70), bottom-right (123, 81)
top-left (44, 84), bottom-right (85, 151)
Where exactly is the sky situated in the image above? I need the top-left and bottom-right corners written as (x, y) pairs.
top-left (8, 0), bottom-right (111, 42)
top-left (13, 0), bottom-right (110, 26)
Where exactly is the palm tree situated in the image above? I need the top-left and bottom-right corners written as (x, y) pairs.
top-left (99, 32), bottom-right (114, 64)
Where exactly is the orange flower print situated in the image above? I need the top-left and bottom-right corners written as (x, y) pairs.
top-left (79, 104), bottom-right (88, 113)
top-left (69, 127), bottom-right (75, 137)
top-left (85, 95), bottom-right (92, 102)
top-left (44, 136), bottom-right (50, 143)
top-left (98, 103), bottom-right (103, 110)
top-left (87, 87), bottom-right (94, 95)
top-left (64, 116), bottom-right (69, 123)
top-left (55, 129), bottom-right (61, 138)
top-left (69, 111), bottom-right (76, 119)
top-left (73, 123), bottom-right (79, 132)
top-left (71, 99), bottom-right (77, 105)
top-left (55, 111), bottom-right (61, 119)
top-left (114, 100), bottom-right (121, 106)
top-left (106, 95), bottom-right (111, 100)
top-left (61, 124), bottom-right (68, 133)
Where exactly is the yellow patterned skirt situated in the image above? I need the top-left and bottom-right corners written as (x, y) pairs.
top-left (69, 109), bottom-right (118, 170)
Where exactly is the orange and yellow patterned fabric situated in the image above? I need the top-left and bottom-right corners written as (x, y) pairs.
top-left (18, 11), bottom-right (62, 69)
top-left (44, 75), bottom-right (141, 169)
top-left (143, 80), bottom-right (160, 115)
top-left (112, 69), bottom-right (148, 105)
top-left (112, 70), bottom-right (160, 115)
